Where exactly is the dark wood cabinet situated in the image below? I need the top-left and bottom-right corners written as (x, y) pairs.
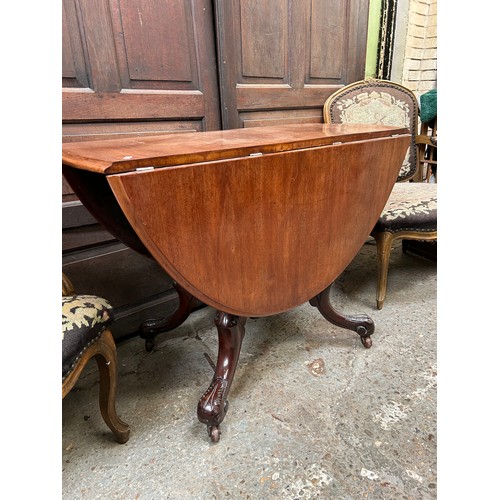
top-left (62, 0), bottom-right (370, 340)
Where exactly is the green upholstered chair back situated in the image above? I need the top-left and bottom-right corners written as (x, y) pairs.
top-left (323, 79), bottom-right (420, 182)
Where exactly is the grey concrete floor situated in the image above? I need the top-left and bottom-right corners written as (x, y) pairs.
top-left (62, 240), bottom-right (437, 499)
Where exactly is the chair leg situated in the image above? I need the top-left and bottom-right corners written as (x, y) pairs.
top-left (95, 329), bottom-right (130, 444)
top-left (373, 231), bottom-right (395, 310)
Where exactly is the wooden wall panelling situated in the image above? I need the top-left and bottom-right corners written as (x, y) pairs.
top-left (215, 0), bottom-right (370, 129)
top-left (62, 0), bottom-right (221, 138)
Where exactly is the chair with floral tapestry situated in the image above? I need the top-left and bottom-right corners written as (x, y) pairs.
top-left (62, 273), bottom-right (130, 443)
top-left (323, 79), bottom-right (437, 309)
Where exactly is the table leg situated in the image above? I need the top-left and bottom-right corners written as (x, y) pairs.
top-left (140, 281), bottom-right (200, 351)
top-left (309, 283), bottom-right (375, 348)
top-left (197, 311), bottom-right (246, 443)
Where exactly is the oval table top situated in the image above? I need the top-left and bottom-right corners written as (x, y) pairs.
top-left (77, 125), bottom-right (412, 316)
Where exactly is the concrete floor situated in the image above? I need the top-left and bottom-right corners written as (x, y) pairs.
top-left (62, 240), bottom-right (437, 499)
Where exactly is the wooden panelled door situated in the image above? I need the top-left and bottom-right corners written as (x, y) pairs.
top-left (62, 0), bottom-right (221, 145)
top-left (215, 0), bottom-right (369, 129)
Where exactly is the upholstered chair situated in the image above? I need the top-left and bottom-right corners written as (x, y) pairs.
top-left (62, 273), bottom-right (130, 443)
top-left (323, 79), bottom-right (437, 309)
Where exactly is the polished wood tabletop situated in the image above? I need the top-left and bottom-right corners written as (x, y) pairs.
top-left (62, 123), bottom-right (408, 174)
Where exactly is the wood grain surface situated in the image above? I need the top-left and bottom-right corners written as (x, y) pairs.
top-left (62, 123), bottom-right (408, 174)
top-left (106, 133), bottom-right (409, 316)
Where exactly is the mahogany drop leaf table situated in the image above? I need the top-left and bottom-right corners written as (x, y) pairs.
top-left (62, 123), bottom-right (410, 443)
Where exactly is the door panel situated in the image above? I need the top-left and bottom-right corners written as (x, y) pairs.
top-left (240, 0), bottom-right (287, 80)
top-left (308, 0), bottom-right (346, 81)
top-left (215, 0), bottom-right (369, 129)
top-left (115, 1), bottom-right (196, 86)
top-left (62, 0), bottom-right (221, 139)
top-left (62, 0), bottom-right (90, 89)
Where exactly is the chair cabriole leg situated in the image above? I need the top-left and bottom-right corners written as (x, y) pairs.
top-left (95, 329), bottom-right (130, 444)
top-left (373, 231), bottom-right (395, 310)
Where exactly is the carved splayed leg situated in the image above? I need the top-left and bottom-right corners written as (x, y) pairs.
top-left (140, 281), bottom-right (200, 351)
top-left (309, 283), bottom-right (375, 348)
top-left (197, 311), bottom-right (246, 443)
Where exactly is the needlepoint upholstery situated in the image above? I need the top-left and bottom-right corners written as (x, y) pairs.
top-left (324, 80), bottom-right (418, 182)
top-left (62, 294), bottom-right (114, 380)
top-left (373, 182), bottom-right (437, 234)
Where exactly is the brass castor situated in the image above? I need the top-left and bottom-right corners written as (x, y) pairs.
top-left (145, 338), bottom-right (155, 352)
top-left (361, 335), bottom-right (372, 348)
top-left (357, 326), bottom-right (372, 348)
top-left (206, 401), bottom-right (229, 444)
top-left (208, 425), bottom-right (221, 443)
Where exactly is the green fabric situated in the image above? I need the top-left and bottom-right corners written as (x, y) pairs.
top-left (420, 89), bottom-right (437, 123)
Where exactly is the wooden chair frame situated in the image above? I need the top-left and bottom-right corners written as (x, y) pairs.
top-left (62, 275), bottom-right (130, 443)
top-left (417, 116), bottom-right (437, 182)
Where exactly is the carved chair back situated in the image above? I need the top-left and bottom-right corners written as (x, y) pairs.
top-left (323, 79), bottom-right (420, 182)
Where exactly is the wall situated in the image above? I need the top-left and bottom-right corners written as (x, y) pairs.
top-left (365, 0), bottom-right (382, 78)
top-left (392, 0), bottom-right (437, 99)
